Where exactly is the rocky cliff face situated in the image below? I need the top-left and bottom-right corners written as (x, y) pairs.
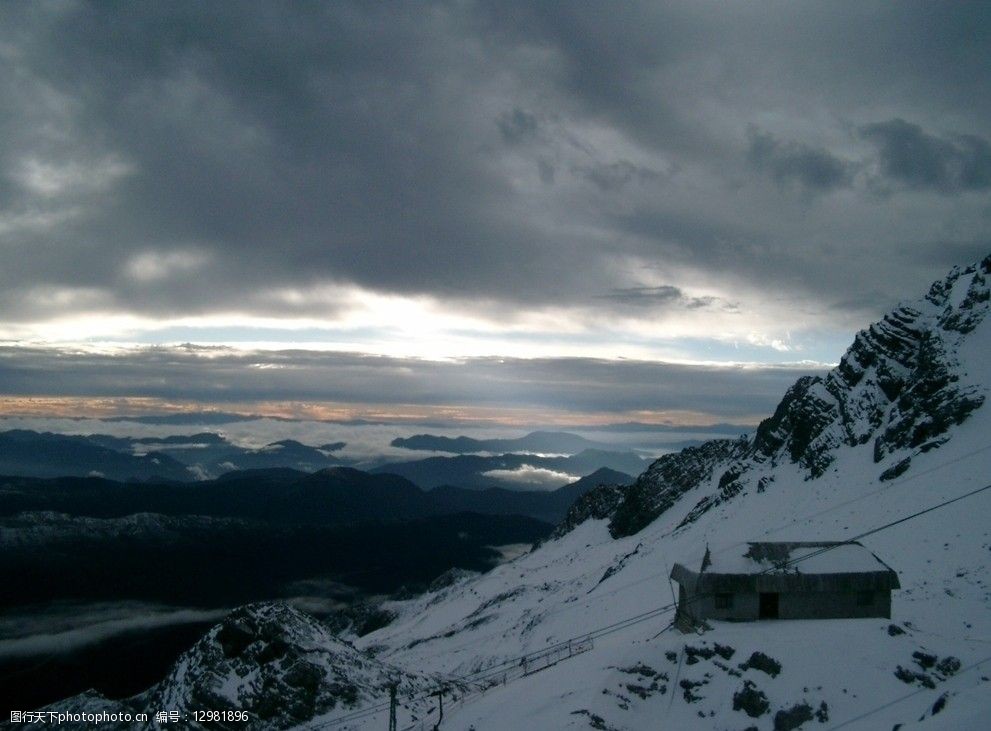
top-left (553, 483), bottom-right (627, 539)
top-left (38, 603), bottom-right (439, 730)
top-left (149, 603), bottom-right (440, 729)
top-left (607, 437), bottom-right (750, 538)
top-left (575, 255), bottom-right (990, 538)
top-left (751, 258), bottom-right (988, 478)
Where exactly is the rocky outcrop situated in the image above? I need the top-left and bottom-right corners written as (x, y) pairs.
top-left (873, 324), bottom-right (985, 462)
top-left (680, 255), bottom-right (989, 527)
top-left (608, 438), bottom-right (749, 538)
top-left (144, 603), bottom-right (437, 729)
top-left (325, 601), bottom-right (398, 638)
top-left (557, 255), bottom-right (990, 538)
top-left (43, 603), bottom-right (440, 730)
top-left (552, 483), bottom-right (627, 538)
top-left (32, 602), bottom-right (463, 731)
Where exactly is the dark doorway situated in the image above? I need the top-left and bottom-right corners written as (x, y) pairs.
top-left (759, 592), bottom-right (779, 619)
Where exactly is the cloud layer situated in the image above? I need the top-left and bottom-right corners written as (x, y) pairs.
top-left (0, 344), bottom-right (818, 425)
top-left (0, 602), bottom-right (226, 659)
top-left (0, 3), bottom-right (988, 413)
top-left (0, 4), bottom-right (987, 324)
top-left (481, 465), bottom-right (580, 490)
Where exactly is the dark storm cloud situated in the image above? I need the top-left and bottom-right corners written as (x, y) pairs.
top-left (536, 158), bottom-right (556, 185)
top-left (598, 285), bottom-right (736, 312)
top-left (1, 1), bottom-right (580, 313)
top-left (747, 129), bottom-right (855, 194)
top-left (498, 108), bottom-right (540, 144)
top-left (0, 345), bottom-right (817, 419)
top-left (573, 160), bottom-right (664, 192)
top-left (861, 119), bottom-right (991, 194)
top-left (0, 1), bottom-right (988, 327)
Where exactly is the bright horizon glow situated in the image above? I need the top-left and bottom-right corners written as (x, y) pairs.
top-left (3, 4), bottom-right (979, 426)
top-left (0, 281), bottom-right (854, 366)
top-left (0, 394), bottom-right (767, 428)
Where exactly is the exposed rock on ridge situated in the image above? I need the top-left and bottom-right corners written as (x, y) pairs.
top-left (553, 483), bottom-right (627, 538)
top-left (608, 438), bottom-right (750, 538)
top-left (41, 603), bottom-right (438, 730)
top-left (577, 255), bottom-right (990, 538)
top-left (148, 603), bottom-right (436, 729)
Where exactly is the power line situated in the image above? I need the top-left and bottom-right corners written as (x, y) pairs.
top-left (826, 654), bottom-right (991, 730)
top-left (700, 441), bottom-right (991, 567)
top-left (304, 601), bottom-right (681, 729)
top-left (744, 441), bottom-right (991, 545)
top-left (582, 441), bottom-right (991, 605)
top-left (309, 458), bottom-right (991, 728)
top-left (772, 481), bottom-right (991, 572)
top-left (373, 443), bottom-right (991, 673)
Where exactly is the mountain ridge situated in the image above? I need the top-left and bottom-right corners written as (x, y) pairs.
top-left (30, 255), bottom-right (991, 730)
top-left (337, 254), bottom-right (991, 730)
top-left (372, 449), bottom-right (647, 490)
top-left (563, 255), bottom-right (991, 540)
top-left (0, 464), bottom-right (629, 527)
top-left (391, 430), bottom-right (615, 454)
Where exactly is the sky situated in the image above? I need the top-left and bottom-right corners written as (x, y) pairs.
top-left (0, 2), bottom-right (988, 426)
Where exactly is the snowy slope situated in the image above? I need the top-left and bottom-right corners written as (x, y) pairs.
top-left (313, 257), bottom-right (991, 731)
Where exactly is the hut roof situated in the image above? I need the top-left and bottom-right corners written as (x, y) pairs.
top-left (670, 541), bottom-right (900, 593)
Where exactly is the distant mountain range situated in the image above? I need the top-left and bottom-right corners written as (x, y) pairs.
top-left (372, 449), bottom-right (646, 489)
top-left (393, 427), bottom-right (752, 455)
top-left (0, 462), bottom-right (634, 709)
top-left (423, 467), bottom-right (632, 523)
top-left (1, 460), bottom-right (631, 710)
top-left (391, 430), bottom-right (615, 454)
top-left (0, 430), bottom-right (195, 482)
top-left (579, 421), bottom-right (755, 434)
top-left (0, 429), bottom-right (644, 491)
top-left (0, 465), bottom-right (630, 528)
top-left (0, 429), bottom-right (348, 482)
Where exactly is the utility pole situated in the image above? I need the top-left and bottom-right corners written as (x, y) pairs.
top-left (431, 687), bottom-right (444, 730)
top-left (388, 683), bottom-right (397, 731)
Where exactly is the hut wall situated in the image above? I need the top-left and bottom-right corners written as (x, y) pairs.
top-left (778, 590), bottom-right (891, 619)
top-left (677, 585), bottom-right (893, 622)
top-left (679, 586), bottom-right (759, 622)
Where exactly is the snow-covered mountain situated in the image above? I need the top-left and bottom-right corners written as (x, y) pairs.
top-left (144, 603), bottom-right (443, 727)
top-left (31, 256), bottom-right (991, 730)
top-left (330, 256), bottom-right (991, 730)
top-left (25, 604), bottom-right (448, 730)
top-left (584, 257), bottom-right (988, 543)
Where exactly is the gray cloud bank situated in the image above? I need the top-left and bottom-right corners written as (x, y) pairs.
top-left (0, 2), bottom-right (988, 327)
top-left (861, 118), bottom-right (991, 194)
top-left (0, 345), bottom-right (819, 421)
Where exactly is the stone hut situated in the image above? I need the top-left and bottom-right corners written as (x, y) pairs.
top-left (670, 541), bottom-right (900, 626)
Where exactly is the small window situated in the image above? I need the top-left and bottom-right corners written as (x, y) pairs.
top-left (714, 593), bottom-right (733, 610)
top-left (857, 591), bottom-right (874, 606)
